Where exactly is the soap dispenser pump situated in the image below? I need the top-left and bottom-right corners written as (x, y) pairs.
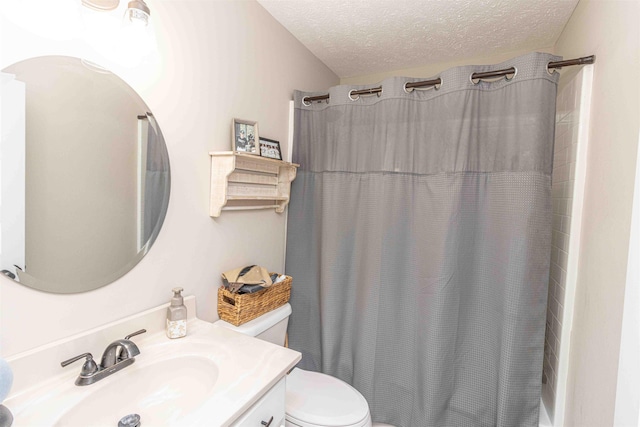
top-left (166, 287), bottom-right (187, 339)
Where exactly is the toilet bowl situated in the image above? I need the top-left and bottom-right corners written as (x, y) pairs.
top-left (214, 303), bottom-right (373, 427)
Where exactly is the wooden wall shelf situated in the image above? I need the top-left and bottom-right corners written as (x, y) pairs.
top-left (209, 152), bottom-right (299, 217)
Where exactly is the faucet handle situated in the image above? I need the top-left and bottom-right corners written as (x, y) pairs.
top-left (61, 353), bottom-right (99, 375)
top-left (125, 329), bottom-right (147, 340)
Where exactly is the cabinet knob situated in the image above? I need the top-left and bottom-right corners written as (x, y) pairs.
top-left (261, 416), bottom-right (273, 426)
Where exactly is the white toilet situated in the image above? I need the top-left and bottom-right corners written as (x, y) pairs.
top-left (214, 303), bottom-right (373, 427)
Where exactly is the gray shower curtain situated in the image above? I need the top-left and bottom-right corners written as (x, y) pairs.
top-left (285, 52), bottom-right (558, 427)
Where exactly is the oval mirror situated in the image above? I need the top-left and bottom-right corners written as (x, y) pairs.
top-left (0, 56), bottom-right (170, 293)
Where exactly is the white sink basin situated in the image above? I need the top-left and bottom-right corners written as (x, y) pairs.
top-left (5, 318), bottom-right (301, 427)
top-left (54, 356), bottom-right (219, 426)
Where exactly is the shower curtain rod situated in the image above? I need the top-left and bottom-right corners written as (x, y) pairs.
top-left (303, 55), bottom-right (595, 103)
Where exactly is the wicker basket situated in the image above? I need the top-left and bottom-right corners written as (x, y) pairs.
top-left (217, 275), bottom-right (292, 326)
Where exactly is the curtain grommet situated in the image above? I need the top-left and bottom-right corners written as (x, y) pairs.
top-left (302, 96), bottom-right (312, 107)
top-left (348, 90), bottom-right (360, 101)
top-left (505, 67), bottom-right (518, 81)
top-left (403, 82), bottom-right (413, 94)
top-left (546, 63), bottom-right (559, 76)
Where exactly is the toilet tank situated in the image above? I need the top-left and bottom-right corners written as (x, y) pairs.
top-left (215, 303), bottom-right (291, 346)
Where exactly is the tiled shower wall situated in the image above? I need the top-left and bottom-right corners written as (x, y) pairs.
top-left (541, 69), bottom-right (586, 419)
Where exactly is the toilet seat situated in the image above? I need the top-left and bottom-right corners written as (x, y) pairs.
top-left (285, 368), bottom-right (371, 427)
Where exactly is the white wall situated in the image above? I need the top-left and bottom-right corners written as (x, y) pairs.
top-left (0, 0), bottom-right (338, 357)
top-left (553, 1), bottom-right (640, 426)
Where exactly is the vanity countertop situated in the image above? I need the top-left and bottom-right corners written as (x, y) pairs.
top-left (4, 297), bottom-right (301, 426)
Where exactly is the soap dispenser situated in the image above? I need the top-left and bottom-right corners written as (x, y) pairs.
top-left (166, 287), bottom-right (187, 339)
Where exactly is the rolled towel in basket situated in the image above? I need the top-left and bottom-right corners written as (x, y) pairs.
top-left (222, 265), bottom-right (273, 293)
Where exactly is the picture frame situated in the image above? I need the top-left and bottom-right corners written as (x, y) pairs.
top-left (232, 118), bottom-right (259, 155)
top-left (259, 137), bottom-right (282, 160)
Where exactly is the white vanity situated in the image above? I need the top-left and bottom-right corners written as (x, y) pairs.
top-left (4, 296), bottom-right (301, 426)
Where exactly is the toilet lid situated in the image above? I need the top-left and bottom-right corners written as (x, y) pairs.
top-left (286, 368), bottom-right (370, 427)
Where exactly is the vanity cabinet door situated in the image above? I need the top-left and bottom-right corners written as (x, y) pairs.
top-left (231, 377), bottom-right (285, 427)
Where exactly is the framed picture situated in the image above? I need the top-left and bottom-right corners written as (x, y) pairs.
top-left (232, 118), bottom-right (259, 155)
top-left (259, 137), bottom-right (282, 160)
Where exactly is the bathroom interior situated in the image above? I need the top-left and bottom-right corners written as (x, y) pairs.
top-left (0, 0), bottom-right (639, 426)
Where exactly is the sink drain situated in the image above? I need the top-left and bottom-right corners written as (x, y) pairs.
top-left (118, 414), bottom-right (141, 427)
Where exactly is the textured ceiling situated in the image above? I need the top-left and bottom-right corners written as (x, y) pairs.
top-left (256, 0), bottom-right (579, 78)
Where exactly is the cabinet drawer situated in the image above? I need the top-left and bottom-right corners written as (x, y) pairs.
top-left (231, 377), bottom-right (285, 427)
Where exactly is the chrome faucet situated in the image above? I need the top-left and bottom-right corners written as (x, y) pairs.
top-left (61, 329), bottom-right (146, 386)
top-left (101, 337), bottom-right (141, 368)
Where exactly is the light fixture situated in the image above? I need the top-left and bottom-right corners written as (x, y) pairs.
top-left (124, 0), bottom-right (151, 27)
top-left (78, 0), bottom-right (156, 67)
top-left (80, 0), bottom-right (152, 28)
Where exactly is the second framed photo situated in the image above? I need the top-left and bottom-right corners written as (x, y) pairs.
top-left (259, 137), bottom-right (282, 160)
top-left (232, 118), bottom-right (259, 155)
